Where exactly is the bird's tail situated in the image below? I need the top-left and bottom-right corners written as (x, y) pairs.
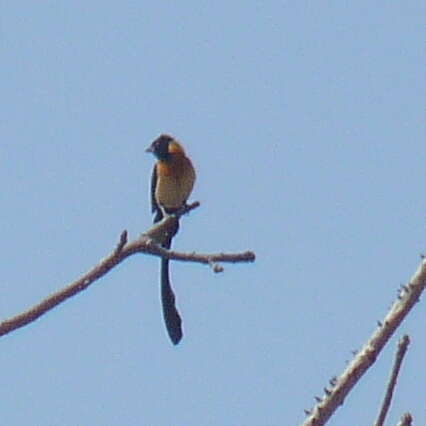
top-left (160, 233), bottom-right (183, 345)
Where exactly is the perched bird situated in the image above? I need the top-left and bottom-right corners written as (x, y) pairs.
top-left (146, 134), bottom-right (196, 345)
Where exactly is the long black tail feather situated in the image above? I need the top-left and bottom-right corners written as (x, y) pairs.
top-left (159, 225), bottom-right (182, 345)
top-left (160, 255), bottom-right (183, 345)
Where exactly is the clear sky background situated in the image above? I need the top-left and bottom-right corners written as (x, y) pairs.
top-left (1, 2), bottom-right (425, 425)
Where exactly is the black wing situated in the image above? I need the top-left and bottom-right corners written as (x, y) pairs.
top-left (150, 165), bottom-right (163, 223)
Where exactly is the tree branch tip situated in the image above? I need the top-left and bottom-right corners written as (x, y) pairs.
top-left (400, 412), bottom-right (413, 424)
top-left (399, 335), bottom-right (410, 346)
top-left (175, 200), bottom-right (200, 218)
top-left (188, 200), bottom-right (200, 209)
top-left (245, 251), bottom-right (256, 261)
top-left (115, 230), bottom-right (128, 253)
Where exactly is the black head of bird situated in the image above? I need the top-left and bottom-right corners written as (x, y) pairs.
top-left (145, 134), bottom-right (174, 160)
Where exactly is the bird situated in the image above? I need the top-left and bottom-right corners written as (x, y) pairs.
top-left (146, 134), bottom-right (196, 345)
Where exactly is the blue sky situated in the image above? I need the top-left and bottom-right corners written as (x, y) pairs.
top-left (1, 2), bottom-right (425, 425)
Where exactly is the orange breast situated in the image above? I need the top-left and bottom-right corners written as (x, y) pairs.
top-left (155, 154), bottom-right (196, 211)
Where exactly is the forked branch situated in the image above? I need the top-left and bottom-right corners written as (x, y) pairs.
top-left (302, 257), bottom-right (426, 426)
top-left (374, 335), bottom-right (410, 426)
top-left (0, 202), bottom-right (255, 337)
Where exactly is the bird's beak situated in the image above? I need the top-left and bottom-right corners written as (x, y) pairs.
top-left (145, 145), bottom-right (153, 153)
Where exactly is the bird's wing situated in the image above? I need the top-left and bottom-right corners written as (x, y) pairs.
top-left (150, 165), bottom-right (159, 215)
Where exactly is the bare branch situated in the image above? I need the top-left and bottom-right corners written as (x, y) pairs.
top-left (374, 335), bottom-right (410, 426)
top-left (302, 257), bottom-right (426, 426)
top-left (0, 204), bottom-right (255, 338)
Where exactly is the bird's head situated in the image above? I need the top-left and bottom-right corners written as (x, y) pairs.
top-left (146, 134), bottom-right (185, 160)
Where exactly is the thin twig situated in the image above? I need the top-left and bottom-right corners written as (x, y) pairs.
top-left (115, 230), bottom-right (128, 253)
top-left (374, 335), bottom-right (410, 426)
top-left (302, 257), bottom-right (426, 426)
top-left (0, 203), bottom-right (255, 338)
